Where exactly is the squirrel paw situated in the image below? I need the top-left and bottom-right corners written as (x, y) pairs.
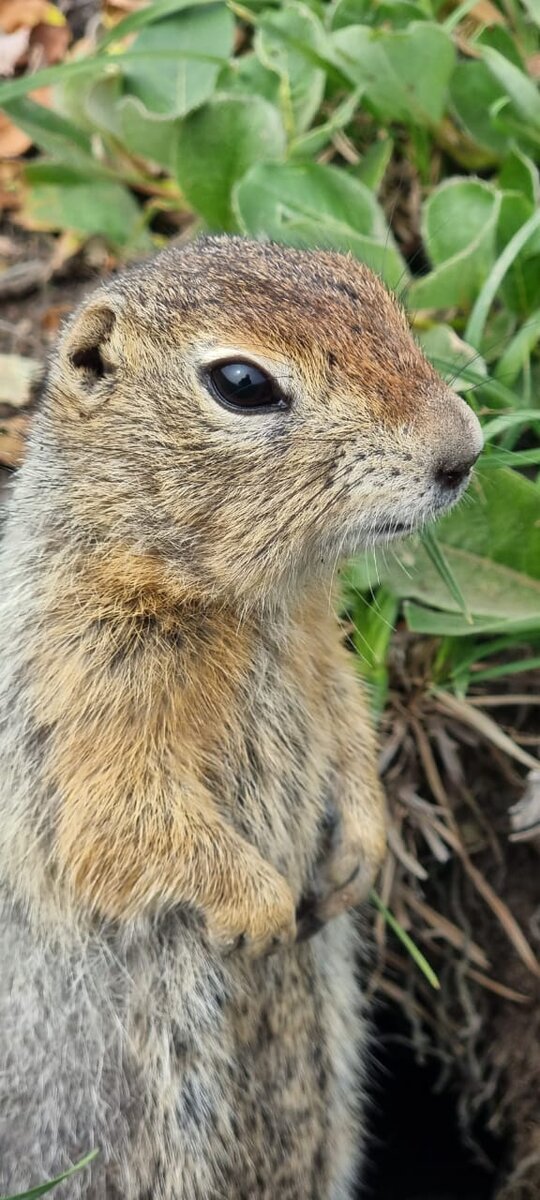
top-left (295, 807), bottom-right (386, 942)
top-left (205, 868), bottom-right (297, 958)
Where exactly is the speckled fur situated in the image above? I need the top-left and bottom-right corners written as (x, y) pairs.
top-left (0, 238), bottom-right (482, 1197)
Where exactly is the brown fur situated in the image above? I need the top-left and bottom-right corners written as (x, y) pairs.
top-left (0, 237), bottom-right (482, 1197)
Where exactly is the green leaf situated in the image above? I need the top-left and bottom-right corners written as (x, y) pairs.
top-left (0, 1151), bottom-right (98, 1199)
top-left (370, 891), bottom-right (440, 990)
top-left (351, 586), bottom-right (398, 714)
top-left (409, 179), bottom-right (501, 310)
top-left (494, 310), bottom-right (540, 386)
top-left (290, 86), bottom-right (363, 158)
top-left (255, 2), bottom-right (328, 136)
top-left (499, 148), bottom-right (539, 206)
top-left (354, 137), bottom-right (394, 190)
top-left (416, 323), bottom-right (487, 392)
top-left (331, 21), bottom-right (455, 127)
top-left (97, 0), bottom-right (219, 50)
top-left (121, 4), bottom-right (234, 117)
top-left (0, 97), bottom-right (94, 166)
top-left (481, 45), bottom-right (540, 131)
top-left (496, 191), bottom-right (540, 316)
top-left (328, 0), bottom-right (374, 29)
top-left (465, 209), bottom-right (540, 347)
top-left (234, 161), bottom-right (407, 287)
top-left (0, 48), bottom-right (228, 106)
top-left (173, 93), bottom-right (286, 230)
top-left (218, 53), bottom-right (281, 105)
top-left (403, 604), bottom-right (540, 637)
top-left (481, 408), bottom-right (540, 441)
top-left (21, 165), bottom-right (150, 250)
top-left (449, 61), bottom-right (511, 157)
top-left (365, 468), bottom-right (540, 636)
top-left (421, 527), bottom-right (471, 621)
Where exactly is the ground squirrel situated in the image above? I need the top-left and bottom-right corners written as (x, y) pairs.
top-left (0, 237), bottom-right (482, 1198)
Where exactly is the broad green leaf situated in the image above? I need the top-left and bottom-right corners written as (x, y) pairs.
top-left (255, 2), bottom-right (327, 136)
top-left (174, 93), bottom-right (285, 230)
top-left (355, 137), bottom-right (394, 190)
top-left (403, 604), bottom-right (540, 637)
top-left (416, 324), bottom-right (487, 392)
top-left (0, 42), bottom-right (229, 106)
top-left (121, 4), bottom-right (234, 117)
top-left (328, 0), bottom-right (374, 29)
top-left (97, 0), bottom-right (220, 50)
top-left (499, 149), bottom-right (539, 207)
top-left (80, 74), bottom-right (176, 169)
top-left (449, 61), bottom-right (510, 157)
top-left (477, 25), bottom-right (526, 71)
top-left (434, 467), bottom-right (540, 583)
top-left (234, 161), bottom-right (407, 287)
top-left (331, 21), bottom-right (455, 127)
top-left (355, 468), bottom-right (540, 636)
top-left (79, 73), bottom-right (175, 169)
top-left (409, 179), bottom-right (501, 310)
top-left (481, 45), bottom-right (540, 131)
top-left (290, 86), bottom-right (363, 157)
top-left (388, 544), bottom-right (540, 631)
top-left (117, 96), bottom-right (179, 169)
top-left (218, 54), bottom-right (281, 105)
top-left (520, 0), bottom-right (540, 24)
top-left (21, 165), bottom-right (150, 250)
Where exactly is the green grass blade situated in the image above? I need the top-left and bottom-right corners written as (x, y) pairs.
top-left (0, 1152), bottom-right (99, 1200)
top-left (0, 50), bottom-right (225, 105)
top-left (481, 409), bottom-right (540, 441)
top-left (421, 527), bottom-right (471, 622)
top-left (481, 448), bottom-right (540, 468)
top-left (465, 210), bottom-right (540, 349)
top-left (370, 890), bottom-right (440, 991)
top-left (471, 654), bottom-right (540, 684)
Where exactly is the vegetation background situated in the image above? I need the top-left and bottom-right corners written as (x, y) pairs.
top-left (0, 0), bottom-right (539, 1197)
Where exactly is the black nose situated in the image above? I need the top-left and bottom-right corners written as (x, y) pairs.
top-left (434, 450), bottom-right (480, 491)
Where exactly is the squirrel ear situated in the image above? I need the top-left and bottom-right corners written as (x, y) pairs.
top-left (61, 300), bottom-right (120, 414)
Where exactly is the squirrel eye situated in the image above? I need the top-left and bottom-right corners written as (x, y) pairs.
top-left (205, 361), bottom-right (287, 413)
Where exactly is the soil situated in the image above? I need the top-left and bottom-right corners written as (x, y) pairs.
top-left (1, 224), bottom-right (539, 1200)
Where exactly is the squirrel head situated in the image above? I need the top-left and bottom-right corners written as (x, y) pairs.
top-left (44, 237), bottom-right (482, 604)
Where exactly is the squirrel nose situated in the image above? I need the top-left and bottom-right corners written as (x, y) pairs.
top-left (434, 449), bottom-right (481, 491)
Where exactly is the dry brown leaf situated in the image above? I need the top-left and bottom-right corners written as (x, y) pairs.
top-left (29, 20), bottom-right (70, 65)
top-left (402, 886), bottom-right (490, 969)
top-left (0, 0), bottom-right (50, 33)
top-left (527, 53), bottom-right (540, 81)
top-left (0, 110), bottom-right (32, 158)
top-left (0, 412), bottom-right (30, 467)
top-left (0, 354), bottom-right (40, 407)
top-left (467, 0), bottom-right (505, 25)
top-left (434, 691), bottom-right (540, 773)
top-left (0, 85), bottom-right (50, 164)
top-left (388, 823), bottom-right (428, 880)
top-left (466, 968), bottom-right (530, 1005)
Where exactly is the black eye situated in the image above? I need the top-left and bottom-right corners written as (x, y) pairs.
top-left (205, 361), bottom-right (287, 413)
